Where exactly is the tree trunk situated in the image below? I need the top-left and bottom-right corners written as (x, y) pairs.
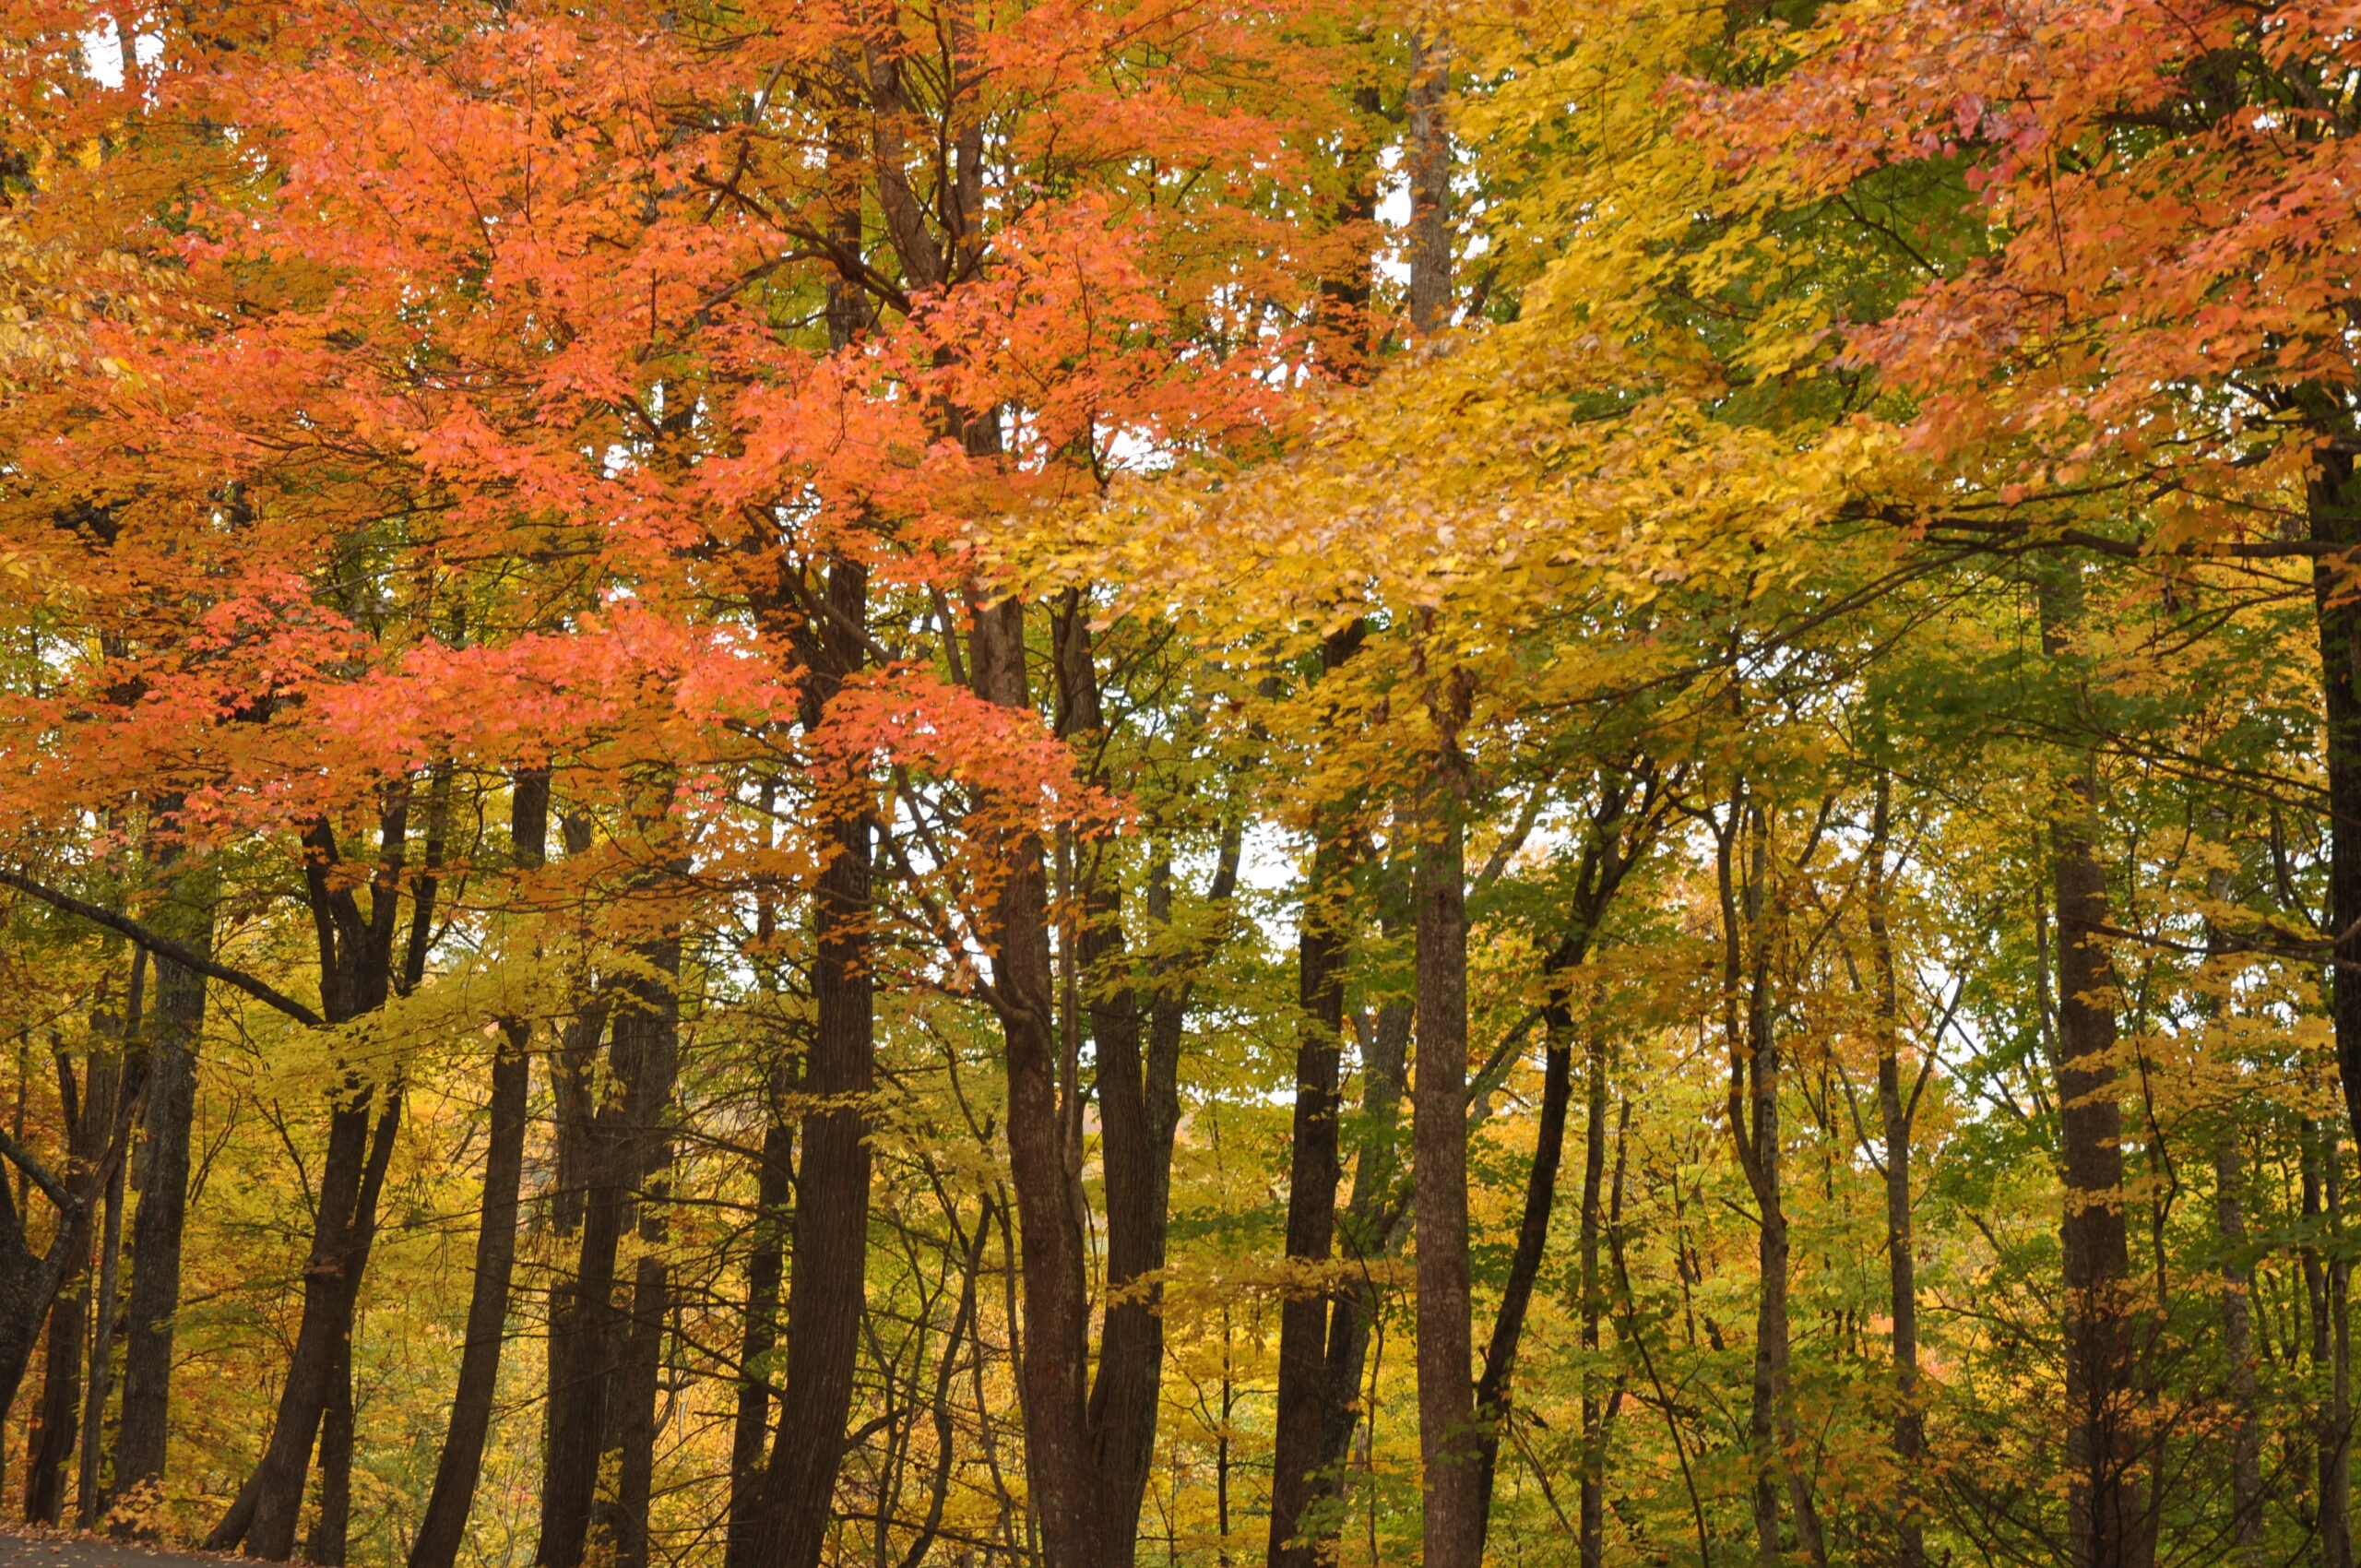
top-left (25, 1046), bottom-right (105, 1526)
top-left (2039, 568), bottom-right (2147, 1568)
top-left (586, 931), bottom-right (680, 1568)
top-left (23, 1206), bottom-right (87, 1526)
top-left (1869, 777), bottom-right (1926, 1568)
top-left (304, 1336), bottom-right (353, 1567)
top-left (2214, 1129), bottom-right (2262, 1564)
top-left (1470, 1028), bottom-right (1570, 1543)
top-left (1049, 599), bottom-right (1166, 1568)
top-left (725, 1118), bottom-right (790, 1568)
top-left (407, 1028), bottom-right (531, 1568)
top-left (1576, 1029), bottom-right (1619, 1568)
top-left (208, 1081), bottom-right (398, 1560)
top-left (1414, 757), bottom-right (1480, 1568)
top-left (756, 555), bottom-right (876, 1568)
top-left (969, 584), bottom-right (1104, 1568)
top-left (409, 770), bottom-right (545, 1568)
top-left (113, 861), bottom-right (212, 1531)
top-left (1269, 622), bottom-right (1363, 1568)
top-left (77, 1097), bottom-right (126, 1529)
top-left (1318, 988), bottom-right (1410, 1500)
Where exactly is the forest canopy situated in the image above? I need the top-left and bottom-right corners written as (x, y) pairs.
top-left (0, 3), bottom-right (2346, 1567)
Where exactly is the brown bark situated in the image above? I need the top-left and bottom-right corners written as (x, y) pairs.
top-left (2038, 568), bottom-right (2149, 1568)
top-left (1269, 623), bottom-right (1364, 1568)
top-left (403, 1031), bottom-right (527, 1568)
top-left (725, 1118), bottom-right (791, 1568)
top-left (969, 585), bottom-right (1104, 1568)
top-left (755, 556), bottom-right (876, 1568)
top-left (211, 792), bottom-right (425, 1561)
top-left (112, 861), bottom-right (211, 1530)
top-left (1051, 598), bottom-right (1166, 1568)
top-left (1414, 754), bottom-right (1480, 1568)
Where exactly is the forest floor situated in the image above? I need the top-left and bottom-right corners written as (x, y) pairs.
top-left (0, 1527), bottom-right (244, 1568)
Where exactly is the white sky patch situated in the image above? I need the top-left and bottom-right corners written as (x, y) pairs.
top-left (81, 18), bottom-right (161, 90)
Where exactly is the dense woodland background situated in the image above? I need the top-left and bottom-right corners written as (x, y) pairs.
top-left (0, 2), bottom-right (2350, 1567)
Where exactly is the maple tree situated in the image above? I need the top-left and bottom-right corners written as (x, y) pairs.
top-left (4, 1), bottom-right (2361, 1567)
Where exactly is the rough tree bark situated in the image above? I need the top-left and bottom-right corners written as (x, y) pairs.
top-left (1414, 668), bottom-right (1481, 1568)
top-left (2039, 566), bottom-right (2149, 1568)
top-left (968, 580), bottom-right (1104, 1568)
top-left (753, 553), bottom-right (875, 1568)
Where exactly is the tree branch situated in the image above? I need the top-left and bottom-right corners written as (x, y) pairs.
top-left (0, 870), bottom-right (325, 1027)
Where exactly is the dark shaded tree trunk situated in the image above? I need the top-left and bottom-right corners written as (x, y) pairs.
top-left (584, 929), bottom-right (680, 1568)
top-left (1576, 1032), bottom-right (1625, 1568)
top-left (535, 980), bottom-right (611, 1568)
top-left (409, 769), bottom-right (546, 1568)
top-left (2039, 568), bottom-right (2149, 1568)
top-left (1472, 778), bottom-right (1648, 1542)
top-left (211, 784), bottom-right (440, 1561)
top-left (725, 1118), bottom-right (791, 1568)
top-left (408, 1030), bottom-right (531, 1568)
top-left (755, 556), bottom-right (875, 1568)
top-left (1049, 598), bottom-right (1169, 1568)
top-left (25, 1042), bottom-right (108, 1526)
top-left (304, 1337), bottom-right (354, 1567)
top-left (1719, 802), bottom-right (1826, 1568)
top-left (969, 583), bottom-right (1104, 1568)
top-left (1317, 987), bottom-right (1410, 1503)
top-left (2215, 1128), bottom-right (2262, 1565)
top-left (1269, 622), bottom-right (1363, 1568)
top-left (112, 861), bottom-right (212, 1531)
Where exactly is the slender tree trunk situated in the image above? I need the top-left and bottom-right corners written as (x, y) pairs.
top-left (2039, 568), bottom-right (2146, 1568)
top-left (24, 1212), bottom-right (86, 1525)
top-left (969, 584), bottom-right (1103, 1568)
top-left (725, 1119), bottom-right (790, 1568)
top-left (77, 1101), bottom-right (126, 1528)
top-left (409, 770), bottom-right (546, 1568)
top-left (1471, 1027), bottom-right (1570, 1543)
top-left (208, 1085), bottom-right (386, 1559)
top-left (26, 1045), bottom-right (106, 1526)
top-left (407, 1031), bottom-right (531, 1568)
top-left (2214, 1129), bottom-right (2262, 1563)
top-left (757, 556), bottom-right (876, 1568)
top-left (586, 926), bottom-right (680, 1568)
top-left (2332, 1129), bottom-right (2354, 1568)
top-left (1869, 777), bottom-right (1926, 1568)
top-left (536, 981), bottom-right (610, 1568)
top-left (113, 860), bottom-right (212, 1531)
top-left (1576, 1029), bottom-right (1619, 1568)
top-left (1318, 987), bottom-right (1410, 1500)
top-left (1269, 623), bottom-right (1363, 1568)
top-left (1414, 739), bottom-right (1480, 1568)
top-left (1050, 600), bottom-right (1165, 1568)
